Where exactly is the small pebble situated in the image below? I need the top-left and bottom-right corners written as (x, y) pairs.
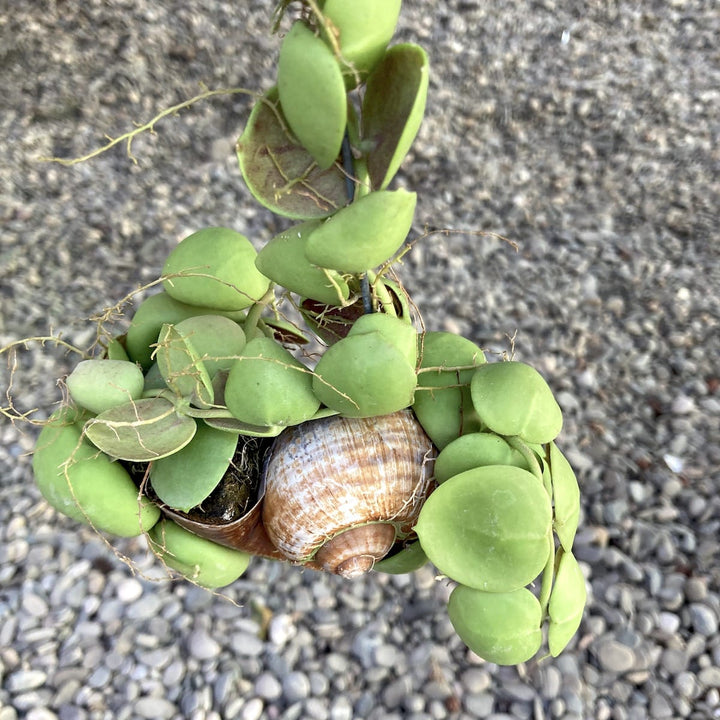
top-left (595, 640), bottom-right (636, 673)
top-left (689, 604), bottom-right (719, 636)
top-left (240, 698), bottom-right (264, 720)
top-left (187, 629), bottom-right (221, 661)
top-left (282, 671), bottom-right (311, 703)
top-left (254, 672), bottom-right (282, 701)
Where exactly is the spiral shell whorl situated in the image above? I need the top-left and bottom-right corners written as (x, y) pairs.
top-left (262, 410), bottom-right (436, 572)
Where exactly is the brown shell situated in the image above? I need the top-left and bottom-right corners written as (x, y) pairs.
top-left (314, 524), bottom-right (397, 577)
top-left (161, 477), bottom-right (286, 561)
top-left (262, 410), bottom-right (436, 569)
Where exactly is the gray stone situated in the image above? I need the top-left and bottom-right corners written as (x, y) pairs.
top-left (254, 672), bottom-right (282, 701)
top-left (115, 578), bottom-right (143, 603)
top-left (661, 648), bottom-right (689, 674)
top-left (25, 711), bottom-right (58, 720)
top-left (373, 643), bottom-right (399, 668)
top-left (698, 667), bottom-right (720, 688)
top-left (464, 692), bottom-right (494, 717)
top-left (282, 671), bottom-right (311, 703)
top-left (648, 693), bottom-right (674, 718)
top-left (268, 613), bottom-right (296, 647)
top-left (329, 696), bottom-right (353, 720)
top-left (304, 697), bottom-right (329, 720)
top-left (229, 631), bottom-right (264, 657)
top-left (132, 698), bottom-right (178, 720)
top-left (187, 629), bottom-right (221, 660)
top-left (6, 670), bottom-right (48, 693)
top-left (657, 611), bottom-right (681, 635)
top-left (595, 640), bottom-right (636, 673)
top-left (674, 671), bottom-right (700, 698)
top-left (461, 667), bottom-right (492, 694)
top-left (382, 676), bottom-right (412, 709)
top-left (689, 604), bottom-right (718, 636)
top-left (240, 698), bottom-right (264, 720)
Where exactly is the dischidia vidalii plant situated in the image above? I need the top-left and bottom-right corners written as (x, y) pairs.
top-left (3, 0), bottom-right (586, 665)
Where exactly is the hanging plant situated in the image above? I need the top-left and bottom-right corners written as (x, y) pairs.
top-left (5, 0), bottom-right (586, 666)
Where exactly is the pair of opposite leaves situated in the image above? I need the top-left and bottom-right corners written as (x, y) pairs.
top-left (238, 21), bottom-right (429, 218)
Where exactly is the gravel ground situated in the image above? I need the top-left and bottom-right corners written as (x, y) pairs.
top-left (2, 1), bottom-right (719, 719)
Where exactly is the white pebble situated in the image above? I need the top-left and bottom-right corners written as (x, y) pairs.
top-left (240, 697), bottom-right (264, 720)
top-left (116, 578), bottom-right (144, 603)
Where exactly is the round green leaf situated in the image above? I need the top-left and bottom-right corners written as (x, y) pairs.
top-left (304, 189), bottom-right (417, 273)
top-left (255, 220), bottom-right (350, 305)
top-left (448, 585), bottom-right (543, 665)
top-left (312, 332), bottom-right (416, 417)
top-left (84, 398), bottom-right (197, 462)
top-left (237, 87), bottom-right (349, 219)
top-left (412, 384), bottom-right (481, 451)
top-left (470, 361), bottom-right (563, 444)
top-left (321, 0), bottom-right (402, 86)
top-left (434, 432), bottom-right (530, 483)
top-left (412, 332), bottom-right (486, 449)
top-left (125, 292), bottom-right (242, 370)
top-left (150, 422), bottom-right (239, 512)
top-left (149, 518), bottom-right (251, 589)
top-left (32, 407), bottom-right (160, 537)
top-left (105, 336), bottom-right (130, 361)
top-left (155, 323), bottom-right (214, 406)
top-left (548, 550), bottom-right (587, 656)
top-left (277, 21), bottom-right (347, 169)
top-left (347, 312), bottom-right (418, 368)
top-left (163, 227), bottom-right (271, 312)
top-left (414, 465), bottom-right (552, 592)
top-left (362, 43), bottom-right (429, 190)
top-left (224, 337), bottom-right (320, 427)
top-left (172, 315), bottom-right (247, 380)
top-left (66, 359), bottom-right (144, 415)
top-left (549, 442), bottom-right (580, 551)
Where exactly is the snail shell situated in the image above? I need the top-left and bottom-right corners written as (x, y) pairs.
top-left (262, 410), bottom-right (436, 577)
top-left (161, 474), bottom-right (285, 562)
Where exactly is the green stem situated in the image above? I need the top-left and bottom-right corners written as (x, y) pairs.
top-left (366, 270), bottom-right (397, 317)
top-left (504, 436), bottom-right (545, 488)
top-left (243, 286), bottom-right (275, 338)
top-left (538, 532), bottom-right (557, 618)
top-left (182, 407), bottom-right (235, 419)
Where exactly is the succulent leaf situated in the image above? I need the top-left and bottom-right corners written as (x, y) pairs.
top-left (66, 359), bottom-right (144, 415)
top-left (434, 432), bottom-right (530, 483)
top-left (150, 422), bottom-right (239, 512)
top-left (321, 0), bottom-right (402, 87)
top-left (470, 361), bottom-right (563, 444)
top-left (414, 465), bottom-right (552, 592)
top-left (32, 407), bottom-right (160, 536)
top-left (149, 518), bottom-right (251, 589)
top-left (304, 189), bottom-right (417, 273)
top-left (155, 324), bottom-right (214, 407)
top-left (162, 227), bottom-right (271, 312)
top-left (277, 21), bottom-right (347, 169)
top-left (237, 87), bottom-right (349, 219)
top-left (362, 43), bottom-right (429, 189)
top-left (224, 337), bottom-right (320, 427)
top-left (84, 398), bottom-right (197, 462)
top-left (172, 315), bottom-right (247, 380)
top-left (373, 540), bottom-right (428, 574)
top-left (547, 549), bottom-right (587, 656)
top-left (549, 442), bottom-right (580, 551)
top-left (255, 220), bottom-right (350, 305)
top-left (312, 332), bottom-right (416, 417)
top-left (413, 332), bottom-right (486, 449)
top-left (448, 585), bottom-right (543, 665)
